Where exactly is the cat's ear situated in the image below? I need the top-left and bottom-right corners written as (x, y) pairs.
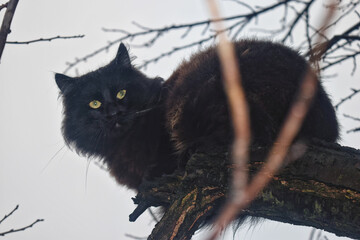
top-left (115, 43), bottom-right (131, 68)
top-left (55, 73), bottom-right (74, 93)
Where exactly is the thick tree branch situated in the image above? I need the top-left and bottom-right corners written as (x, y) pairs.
top-left (0, 0), bottom-right (19, 61)
top-left (131, 141), bottom-right (360, 240)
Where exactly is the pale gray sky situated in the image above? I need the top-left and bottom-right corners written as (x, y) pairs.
top-left (0, 0), bottom-right (358, 240)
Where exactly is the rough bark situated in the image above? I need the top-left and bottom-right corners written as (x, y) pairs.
top-left (130, 140), bottom-right (360, 240)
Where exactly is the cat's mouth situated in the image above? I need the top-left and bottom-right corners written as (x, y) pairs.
top-left (110, 119), bottom-right (129, 130)
top-left (106, 106), bottom-right (157, 132)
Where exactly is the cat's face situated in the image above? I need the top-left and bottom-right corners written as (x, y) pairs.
top-left (55, 43), bottom-right (163, 157)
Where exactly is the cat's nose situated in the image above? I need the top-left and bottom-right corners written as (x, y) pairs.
top-left (106, 105), bottom-right (121, 117)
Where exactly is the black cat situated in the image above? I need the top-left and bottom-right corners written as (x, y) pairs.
top-left (55, 40), bottom-right (339, 190)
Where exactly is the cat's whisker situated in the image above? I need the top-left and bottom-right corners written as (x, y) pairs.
top-left (92, 129), bottom-right (105, 154)
top-left (41, 145), bottom-right (67, 174)
top-left (134, 107), bottom-right (157, 116)
top-left (85, 158), bottom-right (92, 193)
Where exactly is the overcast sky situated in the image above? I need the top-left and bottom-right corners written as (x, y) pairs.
top-left (0, 0), bottom-right (358, 240)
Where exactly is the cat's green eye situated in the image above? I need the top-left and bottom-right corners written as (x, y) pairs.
top-left (116, 89), bottom-right (127, 100)
top-left (89, 100), bottom-right (102, 109)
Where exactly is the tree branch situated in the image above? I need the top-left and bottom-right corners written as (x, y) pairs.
top-left (0, 219), bottom-right (44, 237)
top-left (344, 113), bottom-right (360, 122)
top-left (0, 0), bottom-right (19, 61)
top-left (0, 205), bottom-right (18, 225)
top-left (6, 34), bottom-right (85, 44)
top-left (347, 127), bottom-right (360, 133)
top-left (281, 0), bottom-right (315, 42)
top-left (131, 141), bottom-right (360, 240)
top-left (335, 88), bottom-right (360, 110)
top-left (0, 2), bottom-right (8, 12)
top-left (64, 0), bottom-right (297, 73)
top-left (0, 205), bottom-right (44, 237)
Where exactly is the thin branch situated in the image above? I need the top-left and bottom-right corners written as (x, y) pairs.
top-left (343, 113), bottom-right (360, 122)
top-left (346, 127), bottom-right (360, 133)
top-left (344, 113), bottom-right (360, 134)
top-left (138, 35), bottom-right (216, 70)
top-left (0, 0), bottom-right (19, 62)
top-left (102, 27), bottom-right (131, 34)
top-left (323, 1), bottom-right (360, 32)
top-left (309, 229), bottom-right (330, 240)
top-left (297, 2), bottom-right (360, 61)
top-left (309, 228), bottom-right (316, 240)
top-left (223, 0), bottom-right (256, 13)
top-left (335, 88), bottom-right (360, 110)
top-left (124, 233), bottom-right (147, 240)
top-left (0, 205), bottom-right (18, 225)
top-left (308, 21), bottom-right (360, 61)
top-left (6, 35), bottom-right (85, 44)
top-left (64, 0), bottom-right (296, 73)
top-left (148, 208), bottom-right (160, 223)
top-left (63, 38), bottom-right (121, 74)
top-left (304, 8), bottom-right (313, 53)
top-left (281, 0), bottom-right (315, 43)
top-left (0, 2), bottom-right (8, 12)
top-left (0, 219), bottom-right (44, 237)
top-left (321, 51), bottom-right (360, 71)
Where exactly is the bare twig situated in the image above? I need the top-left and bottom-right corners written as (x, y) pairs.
top-left (223, 0), bottom-right (256, 13)
top-left (308, 21), bottom-right (360, 62)
top-left (343, 113), bottom-right (360, 122)
top-left (309, 228), bottom-right (316, 240)
top-left (346, 127), bottom-right (360, 133)
top-left (281, 0), bottom-right (315, 43)
top-left (335, 88), bottom-right (360, 110)
top-left (64, 0), bottom-right (297, 73)
top-left (124, 233), bottom-right (147, 240)
top-left (344, 114), bottom-right (360, 134)
top-left (0, 205), bottom-right (44, 237)
top-left (148, 208), bottom-right (160, 223)
top-left (0, 2), bottom-right (8, 12)
top-left (6, 35), bottom-right (85, 44)
top-left (321, 51), bottom-right (360, 71)
top-left (0, 219), bottom-right (44, 237)
top-left (0, 0), bottom-right (19, 62)
top-left (63, 38), bottom-right (121, 74)
top-left (309, 229), bottom-right (330, 240)
top-left (0, 205), bottom-right (18, 225)
top-left (63, 0), bottom-right (359, 77)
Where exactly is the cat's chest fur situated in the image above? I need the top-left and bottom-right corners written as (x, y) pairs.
top-left (105, 108), bottom-right (175, 189)
top-left (55, 40), bottom-right (339, 190)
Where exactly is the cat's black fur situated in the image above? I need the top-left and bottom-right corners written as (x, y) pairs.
top-left (55, 40), bottom-right (339, 190)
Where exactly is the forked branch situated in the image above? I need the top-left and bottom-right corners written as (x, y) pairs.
top-left (0, 205), bottom-right (44, 237)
